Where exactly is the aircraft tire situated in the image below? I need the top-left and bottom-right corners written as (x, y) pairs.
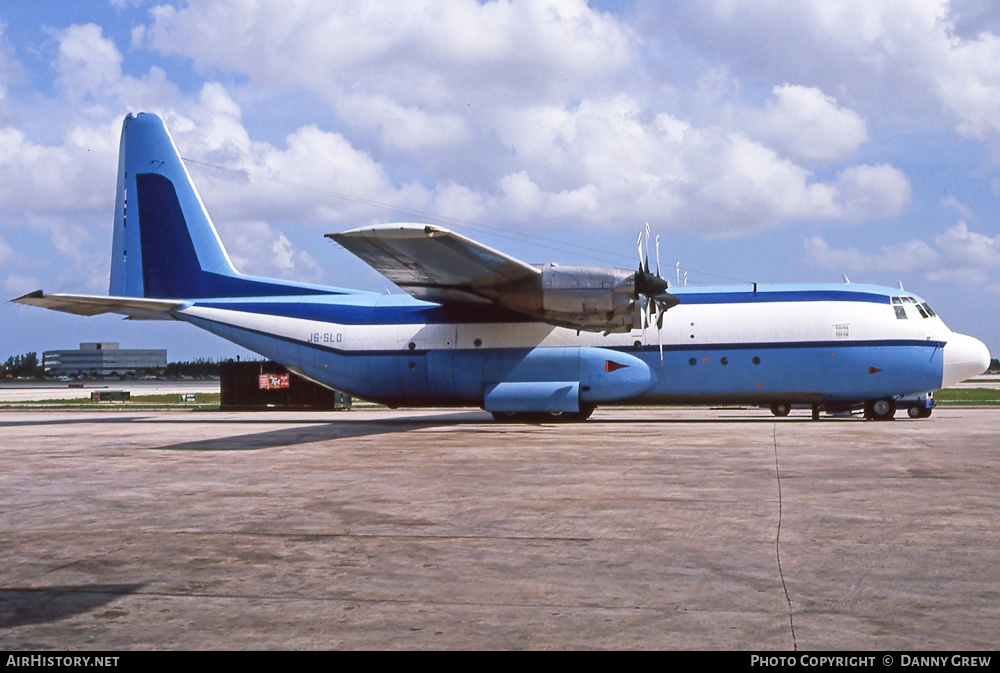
top-left (490, 406), bottom-right (595, 423)
top-left (907, 406), bottom-right (922, 419)
top-left (868, 398), bottom-right (896, 421)
top-left (540, 406), bottom-right (595, 422)
top-left (770, 402), bottom-right (791, 417)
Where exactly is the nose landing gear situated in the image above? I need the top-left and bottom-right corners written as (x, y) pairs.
top-left (907, 405), bottom-right (933, 419)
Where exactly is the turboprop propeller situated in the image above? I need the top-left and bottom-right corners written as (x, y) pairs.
top-left (635, 224), bottom-right (680, 360)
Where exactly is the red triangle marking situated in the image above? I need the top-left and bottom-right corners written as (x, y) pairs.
top-left (605, 360), bottom-right (629, 373)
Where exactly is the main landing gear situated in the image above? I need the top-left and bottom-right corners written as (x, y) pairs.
top-left (769, 401), bottom-right (819, 419)
top-left (863, 398), bottom-right (896, 421)
top-left (769, 402), bottom-right (791, 417)
top-left (490, 404), bottom-right (596, 423)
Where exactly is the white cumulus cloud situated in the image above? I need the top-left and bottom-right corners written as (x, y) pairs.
top-left (744, 84), bottom-right (868, 165)
top-left (804, 220), bottom-right (1000, 286)
top-left (55, 24), bottom-right (123, 100)
top-left (934, 221), bottom-right (1000, 268)
top-left (803, 236), bottom-right (939, 274)
top-left (662, 1), bottom-right (1000, 158)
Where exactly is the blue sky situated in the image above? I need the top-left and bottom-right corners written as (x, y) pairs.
top-left (2, 0), bottom-right (998, 362)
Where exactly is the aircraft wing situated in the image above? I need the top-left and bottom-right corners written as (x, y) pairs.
top-left (12, 291), bottom-right (182, 320)
top-left (327, 224), bottom-right (540, 304)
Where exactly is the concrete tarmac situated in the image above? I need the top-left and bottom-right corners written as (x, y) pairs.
top-left (1, 407), bottom-right (997, 650)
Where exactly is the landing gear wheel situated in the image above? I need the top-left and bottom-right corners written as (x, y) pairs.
top-left (770, 402), bottom-right (791, 417)
top-left (908, 406), bottom-right (932, 419)
top-left (490, 405), bottom-right (595, 423)
top-left (865, 398), bottom-right (896, 421)
top-left (545, 404), bottom-right (595, 422)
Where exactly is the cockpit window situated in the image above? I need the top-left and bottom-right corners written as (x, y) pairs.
top-left (891, 296), bottom-right (908, 318)
top-left (891, 295), bottom-right (936, 319)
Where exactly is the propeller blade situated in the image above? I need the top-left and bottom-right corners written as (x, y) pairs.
top-left (650, 297), bottom-right (664, 361)
top-left (644, 223), bottom-right (650, 274)
top-left (636, 232), bottom-right (643, 269)
top-left (655, 234), bottom-right (661, 277)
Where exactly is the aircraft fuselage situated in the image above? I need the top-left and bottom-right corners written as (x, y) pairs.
top-left (175, 282), bottom-right (971, 412)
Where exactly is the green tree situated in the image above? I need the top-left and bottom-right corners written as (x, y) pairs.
top-left (1, 352), bottom-right (41, 378)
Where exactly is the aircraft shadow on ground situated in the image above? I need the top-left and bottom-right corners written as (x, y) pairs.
top-left (149, 411), bottom-right (856, 452)
top-left (0, 410), bottom-right (861, 452)
top-left (149, 411), bottom-right (490, 451)
top-left (0, 583), bottom-right (146, 628)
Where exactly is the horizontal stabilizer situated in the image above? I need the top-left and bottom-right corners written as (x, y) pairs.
top-left (12, 291), bottom-right (182, 320)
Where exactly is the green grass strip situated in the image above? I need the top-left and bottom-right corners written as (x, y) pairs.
top-left (933, 388), bottom-right (1000, 404)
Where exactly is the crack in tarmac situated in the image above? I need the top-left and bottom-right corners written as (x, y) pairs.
top-left (773, 424), bottom-right (797, 651)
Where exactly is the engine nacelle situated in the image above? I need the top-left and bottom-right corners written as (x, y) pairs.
top-left (490, 264), bottom-right (639, 333)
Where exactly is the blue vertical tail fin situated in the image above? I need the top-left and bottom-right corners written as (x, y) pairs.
top-left (109, 113), bottom-right (332, 300)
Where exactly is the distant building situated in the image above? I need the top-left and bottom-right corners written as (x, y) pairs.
top-left (43, 342), bottom-right (167, 376)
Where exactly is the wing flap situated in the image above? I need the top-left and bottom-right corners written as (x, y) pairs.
top-left (327, 224), bottom-right (539, 303)
top-left (12, 291), bottom-right (182, 320)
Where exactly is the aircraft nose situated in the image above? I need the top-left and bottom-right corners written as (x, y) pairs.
top-left (942, 333), bottom-right (991, 388)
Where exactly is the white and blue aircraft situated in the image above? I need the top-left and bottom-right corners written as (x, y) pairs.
top-left (14, 113), bottom-right (992, 421)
